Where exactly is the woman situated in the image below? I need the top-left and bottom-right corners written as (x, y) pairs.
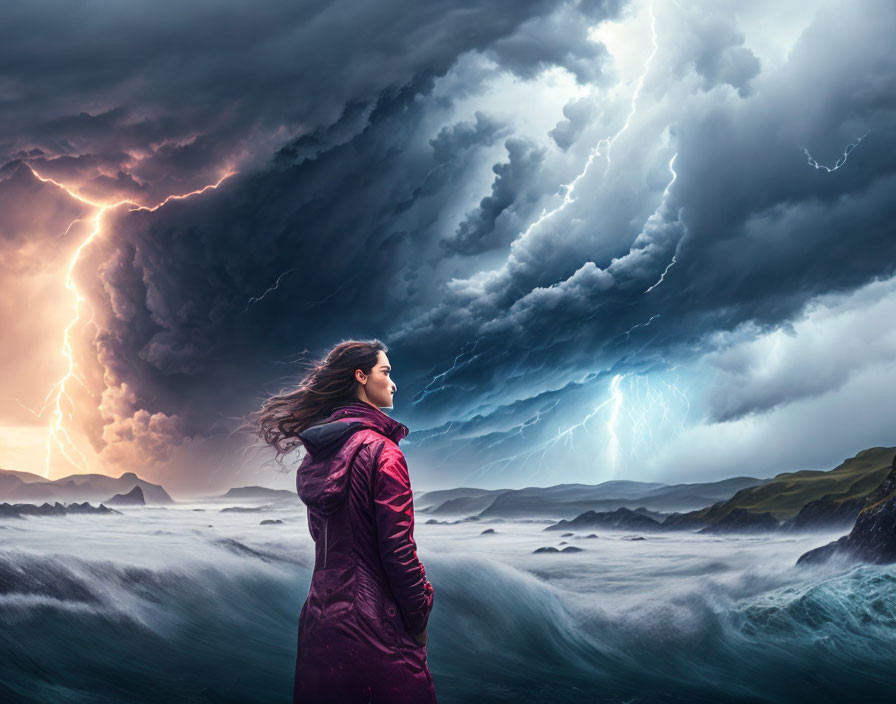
top-left (253, 339), bottom-right (437, 704)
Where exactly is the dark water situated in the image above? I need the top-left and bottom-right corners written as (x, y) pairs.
top-left (1, 508), bottom-right (895, 703)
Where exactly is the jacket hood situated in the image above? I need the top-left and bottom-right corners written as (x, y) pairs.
top-left (296, 402), bottom-right (410, 513)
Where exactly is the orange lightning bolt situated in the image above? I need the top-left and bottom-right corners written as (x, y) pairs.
top-left (20, 165), bottom-right (236, 478)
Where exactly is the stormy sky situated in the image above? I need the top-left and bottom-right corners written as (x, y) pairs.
top-left (1, 0), bottom-right (894, 497)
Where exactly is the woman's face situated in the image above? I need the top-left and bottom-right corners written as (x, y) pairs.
top-left (356, 350), bottom-right (397, 408)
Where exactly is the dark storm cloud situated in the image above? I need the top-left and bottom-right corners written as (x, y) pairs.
top-left (0, 0), bottom-right (581, 201)
top-left (428, 112), bottom-right (509, 164)
top-left (675, 7), bottom-right (761, 97)
top-left (549, 98), bottom-right (595, 150)
top-left (440, 137), bottom-right (547, 256)
top-left (486, 1), bottom-right (612, 83)
top-left (0, 0), bottom-right (629, 481)
top-left (381, 0), bottom-right (896, 447)
top-left (6, 0), bottom-right (895, 491)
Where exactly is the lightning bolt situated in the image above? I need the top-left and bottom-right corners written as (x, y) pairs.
top-left (602, 1), bottom-right (659, 175)
top-left (413, 339), bottom-right (480, 405)
top-left (481, 398), bottom-right (561, 450)
top-left (619, 373), bottom-right (689, 461)
top-left (605, 374), bottom-right (623, 468)
top-left (621, 314), bottom-right (661, 340)
top-left (644, 257), bottom-right (676, 294)
top-left (20, 165), bottom-right (236, 477)
top-left (466, 367), bottom-right (692, 482)
top-left (243, 267), bottom-right (299, 312)
top-left (802, 130), bottom-right (870, 172)
top-left (407, 1), bottom-right (664, 413)
top-left (508, 0), bottom-right (660, 248)
top-left (641, 151), bottom-right (682, 294)
top-left (470, 374), bottom-right (625, 479)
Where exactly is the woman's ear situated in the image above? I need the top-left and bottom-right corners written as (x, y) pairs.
top-left (354, 369), bottom-right (367, 385)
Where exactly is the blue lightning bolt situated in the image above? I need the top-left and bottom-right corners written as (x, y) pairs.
top-left (469, 374), bottom-right (624, 479)
top-left (413, 339), bottom-right (480, 405)
top-left (465, 367), bottom-right (691, 483)
top-left (642, 152), bottom-right (681, 294)
top-left (621, 314), bottom-right (661, 340)
top-left (802, 130), bottom-right (870, 172)
top-left (602, 1), bottom-right (659, 175)
top-left (504, 0), bottom-right (661, 248)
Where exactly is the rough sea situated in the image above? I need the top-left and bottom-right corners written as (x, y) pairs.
top-left (1, 498), bottom-right (894, 703)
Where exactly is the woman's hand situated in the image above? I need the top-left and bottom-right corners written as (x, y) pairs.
top-left (412, 628), bottom-right (428, 646)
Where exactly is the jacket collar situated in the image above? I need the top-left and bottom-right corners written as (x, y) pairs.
top-left (322, 401), bottom-right (410, 444)
top-left (295, 401), bottom-right (410, 513)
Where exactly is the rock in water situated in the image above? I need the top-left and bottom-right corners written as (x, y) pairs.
top-left (105, 486), bottom-right (145, 506)
top-left (798, 456), bottom-right (896, 565)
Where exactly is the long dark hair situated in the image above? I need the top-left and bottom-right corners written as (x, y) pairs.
top-left (248, 339), bottom-right (386, 466)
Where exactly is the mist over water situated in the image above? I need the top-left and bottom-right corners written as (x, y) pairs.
top-left (1, 502), bottom-right (894, 703)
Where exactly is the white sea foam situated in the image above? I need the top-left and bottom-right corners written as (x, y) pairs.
top-left (1, 501), bottom-right (894, 703)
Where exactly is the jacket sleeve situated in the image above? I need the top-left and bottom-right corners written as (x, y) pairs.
top-left (372, 442), bottom-right (434, 635)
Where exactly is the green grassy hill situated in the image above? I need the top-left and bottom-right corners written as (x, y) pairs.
top-left (697, 446), bottom-right (896, 521)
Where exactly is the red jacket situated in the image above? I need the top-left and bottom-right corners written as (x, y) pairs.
top-left (293, 401), bottom-right (437, 704)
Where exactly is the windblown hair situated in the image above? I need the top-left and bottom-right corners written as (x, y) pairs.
top-left (249, 339), bottom-right (387, 466)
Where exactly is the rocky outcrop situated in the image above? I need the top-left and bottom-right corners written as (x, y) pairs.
top-left (219, 505), bottom-right (271, 513)
top-left (698, 508), bottom-right (780, 534)
top-left (780, 494), bottom-right (864, 531)
top-left (660, 511), bottom-right (711, 531)
top-left (798, 456), bottom-right (896, 566)
top-left (533, 545), bottom-right (583, 554)
top-left (0, 501), bottom-right (119, 518)
top-left (545, 507), bottom-right (664, 532)
top-left (105, 486), bottom-right (145, 506)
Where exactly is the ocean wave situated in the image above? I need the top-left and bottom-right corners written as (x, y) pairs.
top-left (2, 537), bottom-right (896, 703)
top-left (0, 547), bottom-right (306, 703)
top-left (420, 553), bottom-right (896, 703)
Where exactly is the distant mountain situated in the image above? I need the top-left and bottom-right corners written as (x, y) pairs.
top-left (417, 476), bottom-right (766, 519)
top-left (669, 447), bottom-right (896, 526)
top-left (105, 486), bottom-right (146, 506)
top-left (0, 467), bottom-right (50, 483)
top-left (418, 489), bottom-right (512, 516)
top-left (219, 486), bottom-right (296, 500)
top-left (0, 470), bottom-right (174, 505)
top-left (543, 446), bottom-right (896, 535)
top-left (0, 468), bottom-right (51, 496)
top-left (417, 487), bottom-right (508, 511)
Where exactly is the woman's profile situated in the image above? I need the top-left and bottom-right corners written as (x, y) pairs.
top-left (253, 339), bottom-right (437, 704)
